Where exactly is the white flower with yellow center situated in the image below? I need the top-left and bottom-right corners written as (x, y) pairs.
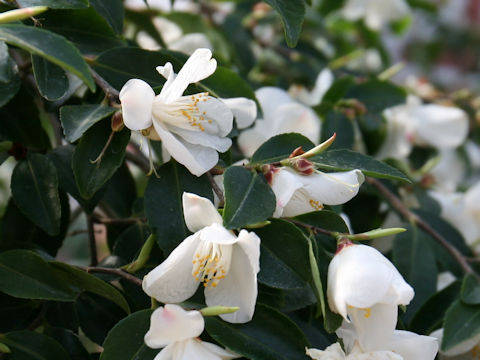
top-left (327, 243), bottom-right (414, 352)
top-left (119, 48), bottom-right (233, 176)
top-left (143, 192), bottom-right (260, 324)
top-left (145, 304), bottom-right (239, 360)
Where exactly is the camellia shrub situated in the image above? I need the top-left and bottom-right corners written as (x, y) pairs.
top-left (0, 0), bottom-right (479, 359)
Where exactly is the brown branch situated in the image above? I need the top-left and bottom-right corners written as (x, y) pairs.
top-left (92, 214), bottom-right (146, 225)
top-left (125, 148), bottom-right (151, 174)
top-left (288, 219), bottom-right (337, 237)
top-left (366, 177), bottom-right (475, 275)
top-left (80, 266), bottom-right (143, 287)
top-left (87, 213), bottom-right (98, 266)
top-left (89, 66), bottom-right (120, 105)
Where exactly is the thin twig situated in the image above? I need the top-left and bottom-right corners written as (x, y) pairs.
top-left (80, 266), bottom-right (143, 287)
top-left (125, 148), bottom-right (151, 174)
top-left (86, 213), bottom-right (98, 266)
top-left (92, 214), bottom-right (146, 225)
top-left (89, 66), bottom-right (120, 105)
top-left (207, 172), bottom-right (224, 207)
top-left (366, 177), bottom-right (475, 275)
top-left (27, 302), bottom-right (48, 331)
top-left (288, 219), bottom-right (337, 237)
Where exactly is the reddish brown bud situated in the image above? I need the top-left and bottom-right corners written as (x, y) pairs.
top-left (289, 146), bottom-right (306, 158)
top-left (262, 164), bottom-right (280, 185)
top-left (111, 112), bottom-right (124, 132)
top-left (8, 142), bottom-right (27, 161)
top-left (292, 158), bottom-right (314, 175)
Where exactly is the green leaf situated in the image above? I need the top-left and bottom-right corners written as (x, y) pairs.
top-left (205, 303), bottom-right (310, 360)
top-left (310, 149), bottom-right (410, 182)
top-left (462, 273), bottom-right (480, 305)
top-left (251, 133), bottom-right (315, 165)
top-left (442, 300), bottom-right (480, 351)
top-left (49, 262), bottom-right (130, 313)
top-left (345, 80), bottom-right (406, 113)
top-left (322, 111), bottom-right (354, 150)
top-left (11, 153), bottom-right (61, 235)
top-left (1, 331), bottom-right (69, 360)
top-left (263, 0), bottom-right (306, 47)
top-left (223, 166), bottom-right (276, 229)
top-left (0, 41), bottom-right (12, 83)
top-left (254, 219), bottom-right (311, 289)
top-left (199, 66), bottom-right (257, 100)
top-left (16, 0), bottom-right (89, 9)
top-left (0, 24), bottom-right (95, 91)
top-left (31, 55), bottom-right (69, 101)
top-left (0, 54), bottom-right (20, 107)
top-left (100, 309), bottom-right (157, 360)
top-left (45, 328), bottom-right (91, 360)
top-left (392, 225), bottom-right (438, 323)
top-left (90, 0), bottom-right (124, 34)
top-left (73, 120), bottom-right (130, 199)
top-left (144, 160), bottom-right (213, 255)
top-left (60, 104), bottom-right (116, 143)
top-left (0, 250), bottom-right (77, 301)
top-left (293, 210), bottom-right (349, 233)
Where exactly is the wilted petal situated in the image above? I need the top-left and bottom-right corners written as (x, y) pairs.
top-left (221, 97), bottom-right (257, 129)
top-left (119, 79), bottom-right (155, 131)
top-left (143, 233), bottom-right (200, 303)
top-left (145, 304), bottom-right (204, 348)
top-left (183, 192), bottom-right (222, 232)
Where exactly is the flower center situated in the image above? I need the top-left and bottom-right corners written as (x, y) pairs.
top-left (348, 305), bottom-right (371, 318)
top-left (309, 199), bottom-right (324, 210)
top-left (192, 240), bottom-right (232, 288)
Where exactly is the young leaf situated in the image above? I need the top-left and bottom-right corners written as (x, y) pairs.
top-left (32, 55), bottom-right (69, 101)
top-left (223, 166), bottom-right (276, 229)
top-left (0, 24), bottom-right (95, 91)
top-left (11, 153), bottom-right (61, 236)
top-left (263, 0), bottom-right (306, 47)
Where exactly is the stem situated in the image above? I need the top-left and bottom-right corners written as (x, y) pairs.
top-left (207, 172), bottom-right (224, 207)
top-left (90, 131), bottom-right (115, 167)
top-left (87, 213), bottom-right (98, 266)
top-left (125, 143), bottom-right (152, 174)
top-left (287, 219), bottom-right (338, 238)
top-left (89, 67), bottom-right (119, 105)
top-left (366, 177), bottom-right (475, 275)
top-left (125, 234), bottom-right (157, 273)
top-left (80, 266), bottom-right (143, 287)
top-left (92, 214), bottom-right (146, 225)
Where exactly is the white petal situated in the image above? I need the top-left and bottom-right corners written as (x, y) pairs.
top-left (169, 126), bottom-right (232, 153)
top-left (199, 223), bottom-right (238, 245)
top-left (289, 68), bottom-right (334, 106)
top-left (195, 96), bottom-right (234, 137)
top-left (270, 169), bottom-right (304, 217)
top-left (465, 182), bottom-right (480, 221)
top-left (142, 234), bottom-right (200, 303)
top-left (255, 87), bottom-right (294, 120)
top-left (169, 33), bottom-right (213, 56)
top-left (183, 192), bottom-right (222, 232)
top-left (152, 17), bottom-right (183, 45)
top-left (342, 0), bottom-right (366, 21)
top-left (153, 120), bottom-right (219, 176)
top-left (236, 229), bottom-right (261, 274)
top-left (198, 342), bottom-right (240, 360)
top-left (221, 97), bottom-right (257, 129)
top-left (181, 338), bottom-right (240, 360)
top-left (160, 48), bottom-right (217, 103)
top-left (205, 238), bottom-right (259, 323)
top-left (273, 102), bottom-right (321, 144)
top-left (306, 343), bottom-right (345, 360)
top-left (153, 343), bottom-right (176, 360)
top-left (119, 79), bottom-right (155, 131)
top-left (156, 62), bottom-right (176, 90)
top-left (144, 304), bottom-right (204, 348)
top-left (389, 330), bottom-right (438, 360)
top-left (237, 123), bottom-right (269, 158)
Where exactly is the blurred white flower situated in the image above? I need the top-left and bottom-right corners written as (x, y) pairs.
top-left (269, 168), bottom-right (365, 217)
top-left (143, 193), bottom-right (260, 323)
top-left (430, 328), bottom-right (480, 359)
top-left (288, 68), bottom-right (334, 107)
top-left (328, 243), bottom-right (414, 351)
top-left (124, 0), bottom-right (198, 12)
top-left (376, 95), bottom-right (469, 160)
top-left (342, 0), bottom-right (410, 30)
top-left (119, 48), bottom-right (233, 176)
top-left (145, 304), bottom-right (239, 360)
top-left (346, 49), bottom-right (383, 73)
top-left (237, 87), bottom-right (321, 157)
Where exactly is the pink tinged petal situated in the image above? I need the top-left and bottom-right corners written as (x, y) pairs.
top-left (204, 237), bottom-right (259, 323)
top-left (255, 87), bottom-right (294, 120)
top-left (160, 48), bottom-right (217, 103)
top-left (119, 79), bottom-right (155, 131)
top-left (274, 103), bottom-right (321, 144)
top-left (220, 97), bottom-right (257, 129)
top-left (144, 304), bottom-right (204, 348)
top-left (270, 169), bottom-right (304, 218)
top-left (388, 330), bottom-right (438, 360)
top-left (142, 234), bottom-right (200, 303)
top-left (153, 120), bottom-right (219, 176)
top-left (182, 192), bottom-right (222, 232)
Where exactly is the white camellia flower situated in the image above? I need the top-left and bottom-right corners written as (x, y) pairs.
top-left (270, 168), bottom-right (365, 217)
top-left (327, 243), bottom-right (414, 352)
top-left (288, 68), bottom-right (334, 107)
top-left (430, 328), bottom-right (480, 359)
top-left (143, 192), bottom-right (260, 323)
top-left (119, 48), bottom-right (233, 176)
top-left (237, 87), bottom-right (321, 158)
top-left (376, 95), bottom-right (469, 160)
top-left (145, 304), bottom-right (239, 360)
top-left (342, 0), bottom-right (410, 30)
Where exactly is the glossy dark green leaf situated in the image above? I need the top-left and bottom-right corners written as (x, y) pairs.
top-left (1, 331), bottom-right (69, 360)
top-left (144, 160), bottom-right (213, 255)
top-left (393, 225), bottom-right (438, 323)
top-left (293, 210), bottom-right (349, 233)
top-left (322, 111), bottom-right (354, 149)
top-left (345, 80), bottom-right (406, 113)
top-left (73, 120), bottom-right (130, 199)
top-left (101, 162), bottom-right (137, 218)
top-left (410, 281), bottom-right (461, 334)
top-left (112, 223), bottom-right (151, 263)
top-left (462, 273), bottom-right (480, 305)
top-left (0, 24), bottom-right (95, 91)
top-left (251, 133), bottom-right (315, 165)
top-left (311, 149), bottom-right (410, 182)
top-left (200, 66), bottom-right (257, 100)
top-left (223, 166), bottom-right (276, 229)
top-left (263, 0), bottom-right (306, 47)
top-left (60, 105), bottom-right (116, 143)
top-left (46, 327), bottom-right (91, 360)
top-left (0, 47), bottom-right (20, 107)
top-left (0, 293), bottom-right (36, 333)
top-left (17, 0), bottom-right (88, 8)
top-left (254, 219), bottom-right (311, 289)
top-left (0, 41), bottom-right (12, 83)
top-left (11, 153), bottom-right (61, 235)
top-left (0, 250), bottom-right (77, 301)
top-left (442, 300), bottom-right (480, 351)
top-left (205, 303), bottom-right (310, 360)
top-left (100, 309), bottom-right (157, 360)
top-left (90, 0), bottom-right (124, 34)
top-left (31, 55), bottom-right (69, 101)
top-left (50, 262), bottom-right (130, 313)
